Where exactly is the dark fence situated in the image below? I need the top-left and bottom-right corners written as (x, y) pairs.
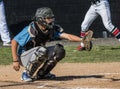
top-left (4, 0), bottom-right (120, 37)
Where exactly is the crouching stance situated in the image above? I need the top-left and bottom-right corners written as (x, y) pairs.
top-left (11, 7), bottom-right (82, 82)
top-left (20, 44), bottom-right (65, 81)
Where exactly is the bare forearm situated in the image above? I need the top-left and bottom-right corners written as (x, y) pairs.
top-left (60, 33), bottom-right (82, 42)
top-left (11, 39), bottom-right (20, 71)
top-left (11, 39), bottom-right (19, 61)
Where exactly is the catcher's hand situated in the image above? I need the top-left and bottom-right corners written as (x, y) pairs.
top-left (13, 62), bottom-right (20, 71)
top-left (83, 30), bottom-right (93, 51)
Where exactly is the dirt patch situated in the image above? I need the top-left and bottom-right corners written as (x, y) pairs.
top-left (0, 63), bottom-right (120, 89)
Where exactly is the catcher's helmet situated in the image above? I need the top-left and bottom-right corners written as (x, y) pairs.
top-left (35, 7), bottom-right (54, 19)
top-left (34, 7), bottom-right (54, 29)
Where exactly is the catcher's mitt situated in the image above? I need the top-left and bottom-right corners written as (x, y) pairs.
top-left (82, 30), bottom-right (93, 51)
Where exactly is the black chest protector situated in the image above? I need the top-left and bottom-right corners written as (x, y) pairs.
top-left (24, 22), bottom-right (53, 50)
top-left (24, 22), bottom-right (63, 50)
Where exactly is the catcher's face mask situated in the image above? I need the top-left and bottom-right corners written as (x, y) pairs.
top-left (45, 16), bottom-right (55, 24)
top-left (37, 17), bottom-right (55, 30)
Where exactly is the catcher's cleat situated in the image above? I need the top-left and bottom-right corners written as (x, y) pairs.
top-left (21, 71), bottom-right (33, 82)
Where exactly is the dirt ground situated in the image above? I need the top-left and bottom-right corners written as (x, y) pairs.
top-left (0, 38), bottom-right (120, 89)
top-left (0, 63), bottom-right (120, 89)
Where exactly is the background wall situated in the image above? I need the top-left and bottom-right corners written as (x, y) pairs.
top-left (4, 0), bottom-right (120, 38)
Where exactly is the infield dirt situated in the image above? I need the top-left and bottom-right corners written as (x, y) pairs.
top-left (0, 63), bottom-right (120, 89)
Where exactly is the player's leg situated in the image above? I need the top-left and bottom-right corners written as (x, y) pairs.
top-left (77, 6), bottom-right (97, 51)
top-left (37, 44), bottom-right (65, 79)
top-left (20, 46), bottom-right (48, 82)
top-left (0, 1), bottom-right (11, 46)
top-left (98, 1), bottom-right (114, 32)
top-left (99, 1), bottom-right (120, 40)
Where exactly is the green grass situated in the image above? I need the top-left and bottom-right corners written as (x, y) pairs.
top-left (0, 45), bottom-right (120, 65)
top-left (0, 47), bottom-right (12, 65)
top-left (61, 45), bottom-right (120, 63)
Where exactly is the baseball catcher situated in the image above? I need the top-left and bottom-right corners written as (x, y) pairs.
top-left (11, 7), bottom-right (91, 82)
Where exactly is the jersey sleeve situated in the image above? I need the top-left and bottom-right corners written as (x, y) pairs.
top-left (53, 24), bottom-right (64, 38)
top-left (14, 26), bottom-right (32, 46)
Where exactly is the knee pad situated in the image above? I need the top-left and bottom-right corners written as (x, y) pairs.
top-left (51, 43), bottom-right (66, 62)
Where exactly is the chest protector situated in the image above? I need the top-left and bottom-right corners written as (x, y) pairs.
top-left (24, 22), bottom-right (54, 50)
top-left (24, 22), bottom-right (63, 50)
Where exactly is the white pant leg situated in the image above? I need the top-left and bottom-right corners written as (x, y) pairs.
top-left (97, 1), bottom-right (115, 32)
top-left (81, 5), bottom-right (98, 32)
top-left (0, 1), bottom-right (11, 43)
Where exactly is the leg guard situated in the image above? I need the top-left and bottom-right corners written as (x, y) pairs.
top-left (20, 46), bottom-right (48, 78)
top-left (37, 44), bottom-right (65, 79)
top-left (37, 60), bottom-right (57, 79)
